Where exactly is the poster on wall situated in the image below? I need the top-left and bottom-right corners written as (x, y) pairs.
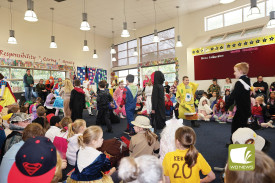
top-left (194, 44), bottom-right (275, 80)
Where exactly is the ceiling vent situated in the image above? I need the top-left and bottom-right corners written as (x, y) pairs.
top-left (54, 0), bottom-right (66, 2)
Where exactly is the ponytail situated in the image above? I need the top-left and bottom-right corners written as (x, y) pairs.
top-left (78, 135), bottom-right (84, 148)
top-left (144, 129), bottom-right (158, 146)
top-left (77, 126), bottom-right (102, 148)
top-left (59, 117), bottom-right (73, 133)
top-left (67, 119), bottom-right (86, 139)
top-left (185, 144), bottom-right (198, 168)
top-left (67, 123), bottom-right (74, 139)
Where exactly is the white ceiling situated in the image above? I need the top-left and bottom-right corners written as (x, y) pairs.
top-left (0, 0), bottom-right (220, 38)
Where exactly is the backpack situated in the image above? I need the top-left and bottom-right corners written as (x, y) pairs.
top-left (98, 138), bottom-right (129, 167)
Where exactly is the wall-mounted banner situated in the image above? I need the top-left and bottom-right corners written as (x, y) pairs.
top-left (194, 44), bottom-right (275, 80)
top-left (192, 34), bottom-right (275, 55)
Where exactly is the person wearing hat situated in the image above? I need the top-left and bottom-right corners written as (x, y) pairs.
top-left (232, 127), bottom-right (271, 153)
top-left (7, 136), bottom-right (63, 183)
top-left (45, 76), bottom-right (55, 93)
top-left (0, 123), bottom-right (45, 183)
top-left (1, 113), bottom-right (31, 157)
top-left (129, 116), bottom-right (159, 158)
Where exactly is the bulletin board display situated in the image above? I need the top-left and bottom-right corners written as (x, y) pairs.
top-left (77, 67), bottom-right (107, 85)
top-left (194, 44), bottom-right (275, 80)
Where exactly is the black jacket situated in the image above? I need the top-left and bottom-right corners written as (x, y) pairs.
top-left (226, 75), bottom-right (251, 118)
top-left (97, 89), bottom-right (113, 110)
top-left (253, 81), bottom-right (268, 95)
top-left (70, 88), bottom-right (85, 121)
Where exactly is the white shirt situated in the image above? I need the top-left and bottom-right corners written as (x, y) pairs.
top-left (144, 86), bottom-right (153, 97)
top-left (77, 146), bottom-right (101, 173)
top-left (66, 134), bottom-right (82, 166)
top-left (45, 126), bottom-right (61, 142)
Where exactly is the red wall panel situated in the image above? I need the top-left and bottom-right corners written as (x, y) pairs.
top-left (194, 44), bottom-right (275, 80)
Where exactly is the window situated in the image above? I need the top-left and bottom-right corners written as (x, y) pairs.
top-left (141, 28), bottom-right (175, 63)
top-left (224, 9), bottom-right (242, 26)
top-left (243, 27), bottom-right (263, 37)
top-left (142, 64), bottom-right (176, 85)
top-left (52, 71), bottom-right (66, 80)
top-left (33, 70), bottom-right (51, 81)
top-left (117, 69), bottom-right (138, 84)
top-left (0, 67), bottom-right (10, 79)
top-left (205, 0), bottom-right (269, 31)
top-left (113, 39), bottom-right (138, 67)
top-left (11, 68), bottom-right (26, 80)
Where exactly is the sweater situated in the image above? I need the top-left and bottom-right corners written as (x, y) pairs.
top-left (67, 134), bottom-right (82, 166)
top-left (23, 74), bottom-right (34, 87)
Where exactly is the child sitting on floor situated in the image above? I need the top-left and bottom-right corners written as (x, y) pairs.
top-left (251, 96), bottom-right (274, 128)
top-left (266, 91), bottom-right (275, 123)
top-left (223, 89), bottom-right (230, 105)
top-left (198, 96), bottom-right (212, 121)
top-left (165, 94), bottom-right (173, 117)
top-left (209, 91), bottom-right (218, 109)
top-left (135, 96), bottom-right (144, 114)
top-left (212, 99), bottom-right (228, 122)
top-left (67, 126), bottom-right (115, 182)
top-left (29, 97), bottom-right (42, 121)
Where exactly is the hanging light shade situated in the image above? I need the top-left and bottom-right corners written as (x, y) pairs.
top-left (121, 22), bottom-right (130, 37)
top-left (93, 49), bottom-right (98, 59)
top-left (133, 47), bottom-right (138, 56)
top-left (24, 0), bottom-right (38, 22)
top-left (83, 40), bottom-right (89, 51)
top-left (219, 0), bottom-right (235, 4)
top-left (176, 35), bottom-right (183, 47)
top-left (50, 36), bottom-right (57, 48)
top-left (267, 11), bottom-right (275, 28)
top-left (247, 0), bottom-right (261, 18)
top-left (49, 8), bottom-right (57, 48)
top-left (80, 13), bottom-right (90, 31)
top-left (110, 44), bottom-right (116, 54)
top-left (153, 29), bottom-right (160, 43)
top-left (8, 30), bottom-right (17, 44)
top-left (112, 57), bottom-right (117, 62)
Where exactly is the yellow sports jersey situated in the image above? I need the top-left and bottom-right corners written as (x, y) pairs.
top-left (162, 149), bottom-right (211, 183)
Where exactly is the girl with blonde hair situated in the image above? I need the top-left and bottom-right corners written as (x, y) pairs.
top-left (67, 126), bottom-right (115, 183)
top-left (60, 79), bottom-right (74, 117)
top-left (163, 126), bottom-right (215, 183)
top-left (67, 119), bottom-right (87, 168)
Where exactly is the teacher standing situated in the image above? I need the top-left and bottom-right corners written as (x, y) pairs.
top-left (23, 69), bottom-right (34, 103)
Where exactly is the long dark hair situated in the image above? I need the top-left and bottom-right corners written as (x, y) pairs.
top-left (175, 126), bottom-right (198, 168)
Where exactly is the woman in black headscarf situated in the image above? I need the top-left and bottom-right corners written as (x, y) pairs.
top-left (151, 71), bottom-right (166, 130)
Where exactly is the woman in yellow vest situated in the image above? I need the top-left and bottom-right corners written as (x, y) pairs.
top-left (176, 76), bottom-right (200, 127)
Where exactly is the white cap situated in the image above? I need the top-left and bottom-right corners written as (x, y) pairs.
top-left (232, 127), bottom-right (265, 151)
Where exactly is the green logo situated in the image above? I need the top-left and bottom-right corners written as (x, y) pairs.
top-left (228, 144), bottom-right (255, 171)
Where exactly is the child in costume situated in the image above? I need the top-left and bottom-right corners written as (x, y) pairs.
top-left (212, 99), bottom-right (228, 123)
top-left (135, 96), bottom-right (144, 114)
top-left (67, 126), bottom-right (115, 183)
top-left (165, 94), bottom-right (173, 117)
top-left (29, 97), bottom-right (42, 121)
top-left (225, 62), bottom-right (251, 143)
top-left (163, 126), bottom-right (215, 183)
top-left (59, 79), bottom-right (74, 117)
top-left (227, 106), bottom-right (236, 123)
top-left (152, 71), bottom-right (166, 130)
top-left (121, 75), bottom-right (138, 135)
top-left (44, 91), bottom-right (56, 115)
top-left (144, 80), bottom-right (153, 114)
top-left (266, 91), bottom-right (275, 123)
top-left (83, 81), bottom-right (93, 116)
top-left (251, 96), bottom-right (274, 128)
top-left (198, 96), bottom-right (212, 121)
top-left (53, 78), bottom-right (63, 91)
top-left (0, 73), bottom-right (16, 107)
top-left (176, 76), bottom-right (200, 127)
top-left (209, 91), bottom-right (218, 109)
top-left (113, 81), bottom-right (126, 118)
top-left (45, 76), bottom-right (55, 92)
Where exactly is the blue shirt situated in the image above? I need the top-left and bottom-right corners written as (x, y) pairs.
top-left (0, 141), bottom-right (24, 183)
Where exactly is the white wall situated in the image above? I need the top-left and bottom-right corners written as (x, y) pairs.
top-left (113, 0), bottom-right (275, 92)
top-left (0, 6), bottom-right (112, 82)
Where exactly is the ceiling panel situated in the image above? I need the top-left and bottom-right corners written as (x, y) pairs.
top-left (0, 0), bottom-right (221, 37)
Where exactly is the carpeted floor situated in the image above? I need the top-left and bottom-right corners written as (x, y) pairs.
top-left (82, 110), bottom-right (275, 183)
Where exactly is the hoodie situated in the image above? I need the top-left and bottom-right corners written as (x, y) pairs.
top-left (198, 96), bottom-right (212, 114)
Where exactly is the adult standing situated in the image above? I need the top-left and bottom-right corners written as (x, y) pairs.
top-left (169, 80), bottom-right (178, 96)
top-left (253, 76), bottom-right (268, 98)
top-left (225, 62), bottom-right (251, 144)
top-left (222, 78), bottom-right (233, 95)
top-left (207, 78), bottom-right (220, 97)
top-left (176, 76), bottom-right (200, 127)
top-left (23, 69), bottom-right (34, 102)
top-left (59, 79), bottom-right (73, 117)
top-left (164, 81), bottom-right (170, 94)
top-left (152, 71), bottom-right (166, 130)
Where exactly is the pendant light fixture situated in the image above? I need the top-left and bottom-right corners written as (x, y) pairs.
top-left (110, 18), bottom-right (116, 54)
top-left (175, 6), bottom-right (183, 48)
top-left (93, 26), bottom-right (98, 59)
top-left (152, 0), bottom-right (160, 43)
top-left (8, 0), bottom-right (17, 44)
top-left (80, 0), bottom-right (90, 31)
top-left (133, 22), bottom-right (138, 56)
top-left (220, 0), bottom-right (235, 4)
top-left (49, 8), bottom-right (57, 48)
top-left (267, 0), bottom-right (275, 28)
top-left (24, 0), bottom-right (38, 22)
top-left (121, 0), bottom-right (130, 37)
top-left (247, 0), bottom-right (261, 18)
top-left (112, 57), bottom-right (117, 62)
top-left (83, 32), bottom-right (89, 51)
